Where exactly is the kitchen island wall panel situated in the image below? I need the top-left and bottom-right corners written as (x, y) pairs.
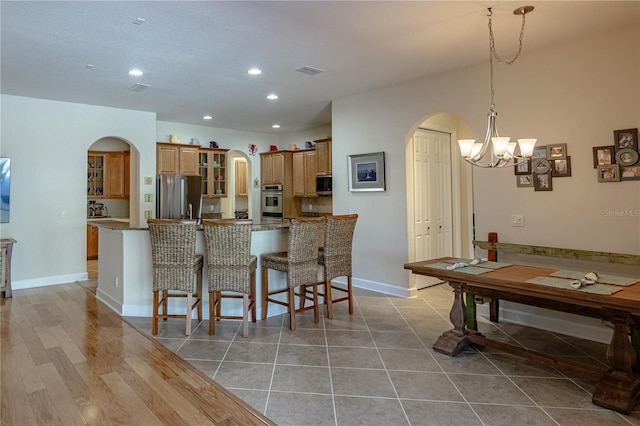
top-left (94, 223), bottom-right (296, 319)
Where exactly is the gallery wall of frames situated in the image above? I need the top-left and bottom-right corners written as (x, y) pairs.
top-left (514, 143), bottom-right (571, 191)
top-left (592, 128), bottom-right (639, 183)
top-left (515, 128), bottom-right (639, 191)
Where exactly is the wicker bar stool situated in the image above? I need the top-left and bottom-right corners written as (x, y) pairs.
top-left (147, 219), bottom-right (203, 336)
top-left (261, 217), bottom-right (325, 330)
top-left (318, 214), bottom-right (358, 319)
top-left (202, 219), bottom-right (256, 338)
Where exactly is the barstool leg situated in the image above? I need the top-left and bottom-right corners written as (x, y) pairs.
top-left (152, 290), bottom-right (159, 335)
top-left (312, 283), bottom-right (319, 324)
top-left (261, 267), bottom-right (269, 320)
top-left (186, 293), bottom-right (192, 336)
top-left (347, 276), bottom-right (353, 314)
top-left (197, 269), bottom-right (203, 321)
top-left (242, 294), bottom-right (249, 337)
top-left (325, 280), bottom-right (334, 319)
top-left (162, 289), bottom-right (169, 320)
top-left (250, 271), bottom-right (257, 322)
top-left (209, 292), bottom-right (215, 335)
top-left (288, 288), bottom-right (296, 330)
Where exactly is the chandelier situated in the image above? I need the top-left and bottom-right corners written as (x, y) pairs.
top-left (458, 6), bottom-right (536, 168)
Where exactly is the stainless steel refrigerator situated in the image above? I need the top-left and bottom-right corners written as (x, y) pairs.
top-left (156, 175), bottom-right (202, 221)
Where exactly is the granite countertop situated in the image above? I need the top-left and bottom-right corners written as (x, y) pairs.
top-left (89, 219), bottom-right (290, 232)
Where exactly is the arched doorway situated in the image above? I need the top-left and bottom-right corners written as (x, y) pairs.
top-left (406, 113), bottom-right (474, 290)
top-left (86, 137), bottom-right (134, 279)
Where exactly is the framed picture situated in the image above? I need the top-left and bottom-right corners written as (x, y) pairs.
top-left (546, 143), bottom-right (567, 160)
top-left (621, 165), bottom-right (640, 181)
top-left (531, 158), bottom-right (551, 174)
top-left (348, 151), bottom-right (386, 192)
top-left (516, 174), bottom-right (533, 187)
top-left (532, 146), bottom-right (547, 159)
top-left (551, 157), bottom-right (571, 177)
top-left (597, 164), bottom-right (621, 182)
top-left (513, 158), bottom-right (531, 175)
top-left (613, 128), bottom-right (638, 152)
top-left (592, 145), bottom-right (615, 168)
top-left (534, 172), bottom-right (552, 191)
top-left (615, 148), bottom-right (639, 167)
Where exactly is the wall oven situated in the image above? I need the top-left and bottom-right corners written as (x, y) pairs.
top-left (261, 184), bottom-right (283, 220)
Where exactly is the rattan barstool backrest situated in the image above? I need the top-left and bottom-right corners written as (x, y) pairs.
top-left (322, 214), bottom-right (358, 281)
top-left (285, 217), bottom-right (325, 288)
top-left (147, 219), bottom-right (200, 293)
top-left (202, 219), bottom-right (255, 294)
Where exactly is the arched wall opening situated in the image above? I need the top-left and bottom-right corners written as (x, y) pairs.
top-left (404, 112), bottom-right (475, 290)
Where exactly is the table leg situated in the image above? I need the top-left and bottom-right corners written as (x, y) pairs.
top-left (433, 281), bottom-right (475, 356)
top-left (592, 315), bottom-right (640, 414)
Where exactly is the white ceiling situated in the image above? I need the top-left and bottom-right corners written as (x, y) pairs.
top-left (2, 1), bottom-right (638, 134)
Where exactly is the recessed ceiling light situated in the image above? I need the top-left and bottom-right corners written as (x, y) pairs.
top-left (272, 124), bottom-right (280, 129)
top-left (203, 115), bottom-right (213, 120)
top-left (132, 17), bottom-right (146, 25)
top-left (248, 68), bottom-right (262, 75)
top-left (129, 69), bottom-right (143, 76)
top-left (85, 64), bottom-right (95, 70)
top-left (267, 94), bottom-right (278, 100)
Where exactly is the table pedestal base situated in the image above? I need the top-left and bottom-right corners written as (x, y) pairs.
top-left (592, 371), bottom-right (640, 414)
top-left (433, 330), bottom-right (474, 356)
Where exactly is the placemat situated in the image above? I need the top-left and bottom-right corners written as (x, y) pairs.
top-left (444, 258), bottom-right (512, 269)
top-left (527, 276), bottom-right (624, 295)
top-left (425, 262), bottom-right (492, 275)
top-left (550, 270), bottom-right (638, 286)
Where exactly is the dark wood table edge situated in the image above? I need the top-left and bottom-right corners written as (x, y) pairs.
top-left (405, 258), bottom-right (640, 414)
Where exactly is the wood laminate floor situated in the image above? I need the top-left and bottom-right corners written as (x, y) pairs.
top-left (0, 282), bottom-right (274, 425)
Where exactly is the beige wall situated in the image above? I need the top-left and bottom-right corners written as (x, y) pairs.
top-left (332, 24), bottom-right (639, 296)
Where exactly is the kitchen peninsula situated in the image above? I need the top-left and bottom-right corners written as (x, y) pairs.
top-left (92, 220), bottom-right (295, 319)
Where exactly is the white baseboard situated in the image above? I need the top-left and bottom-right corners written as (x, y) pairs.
top-left (96, 288), bottom-right (123, 315)
top-left (13, 272), bottom-right (89, 291)
top-left (477, 303), bottom-right (613, 344)
top-left (341, 277), bottom-right (418, 298)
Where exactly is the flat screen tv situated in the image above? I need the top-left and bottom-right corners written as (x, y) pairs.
top-left (1, 158), bottom-right (10, 223)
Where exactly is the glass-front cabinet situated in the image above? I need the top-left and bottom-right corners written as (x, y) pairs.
top-left (87, 153), bottom-right (105, 197)
top-left (199, 148), bottom-right (229, 198)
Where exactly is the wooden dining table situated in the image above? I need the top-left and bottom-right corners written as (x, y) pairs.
top-left (404, 257), bottom-right (640, 414)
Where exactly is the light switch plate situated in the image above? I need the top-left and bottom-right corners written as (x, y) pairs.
top-left (511, 214), bottom-right (525, 227)
top-left (144, 176), bottom-right (153, 185)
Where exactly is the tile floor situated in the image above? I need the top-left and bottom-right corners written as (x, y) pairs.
top-left (120, 282), bottom-right (640, 426)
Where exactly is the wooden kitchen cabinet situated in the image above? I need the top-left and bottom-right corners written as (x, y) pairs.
top-left (87, 225), bottom-right (99, 260)
top-left (199, 148), bottom-right (229, 198)
top-left (235, 160), bottom-right (248, 197)
top-left (156, 143), bottom-right (200, 176)
top-left (315, 138), bottom-right (332, 176)
top-left (107, 151), bottom-right (125, 198)
top-left (292, 150), bottom-right (316, 197)
top-left (88, 151), bottom-right (129, 199)
top-left (260, 152), bottom-right (285, 185)
top-left (124, 151), bottom-right (130, 199)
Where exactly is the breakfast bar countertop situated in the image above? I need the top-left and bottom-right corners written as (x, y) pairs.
top-left (89, 219), bottom-right (291, 232)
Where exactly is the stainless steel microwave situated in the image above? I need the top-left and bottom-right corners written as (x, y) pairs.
top-left (316, 176), bottom-right (332, 196)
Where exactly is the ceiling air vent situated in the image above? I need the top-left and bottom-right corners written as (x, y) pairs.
top-left (295, 66), bottom-right (325, 76)
top-left (128, 83), bottom-right (150, 92)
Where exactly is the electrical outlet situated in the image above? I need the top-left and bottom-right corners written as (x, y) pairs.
top-left (144, 177), bottom-right (153, 185)
top-left (144, 210), bottom-right (152, 219)
top-left (144, 193), bottom-right (152, 202)
top-left (511, 214), bottom-right (525, 227)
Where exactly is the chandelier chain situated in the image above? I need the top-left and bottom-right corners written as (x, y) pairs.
top-left (488, 8), bottom-right (527, 112)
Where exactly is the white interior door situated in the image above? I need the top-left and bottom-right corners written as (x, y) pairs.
top-left (413, 128), bottom-right (453, 289)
